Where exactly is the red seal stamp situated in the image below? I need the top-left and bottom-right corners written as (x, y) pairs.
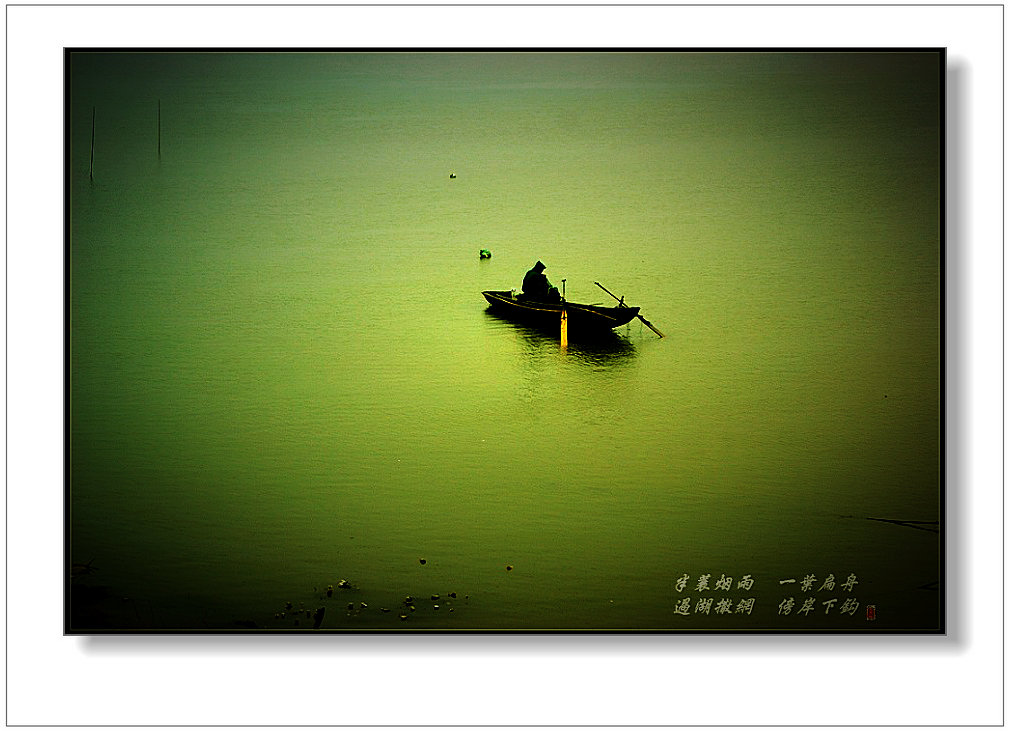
top-left (866, 605), bottom-right (876, 621)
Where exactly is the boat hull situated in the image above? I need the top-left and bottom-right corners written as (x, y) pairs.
top-left (482, 290), bottom-right (640, 334)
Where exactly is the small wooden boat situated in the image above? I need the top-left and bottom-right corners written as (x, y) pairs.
top-left (482, 290), bottom-right (640, 334)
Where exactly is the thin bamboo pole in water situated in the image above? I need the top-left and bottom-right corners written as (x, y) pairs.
top-left (89, 107), bottom-right (95, 181)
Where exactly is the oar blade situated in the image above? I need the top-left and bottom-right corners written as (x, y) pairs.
top-left (638, 314), bottom-right (664, 338)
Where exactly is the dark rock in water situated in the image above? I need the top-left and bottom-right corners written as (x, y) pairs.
top-left (448, 592), bottom-right (457, 598)
top-left (404, 595), bottom-right (414, 604)
top-left (347, 603), bottom-right (355, 611)
top-left (431, 594), bottom-right (440, 601)
top-left (506, 565), bottom-right (513, 571)
top-left (380, 607), bottom-right (391, 613)
top-left (419, 558), bottom-right (426, 565)
top-left (313, 607), bottom-right (326, 629)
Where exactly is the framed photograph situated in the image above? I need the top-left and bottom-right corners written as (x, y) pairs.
top-left (66, 48), bottom-right (943, 634)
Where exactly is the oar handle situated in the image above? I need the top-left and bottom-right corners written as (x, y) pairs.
top-left (594, 281), bottom-right (626, 307)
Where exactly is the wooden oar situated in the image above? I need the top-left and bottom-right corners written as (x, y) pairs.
top-left (594, 282), bottom-right (665, 338)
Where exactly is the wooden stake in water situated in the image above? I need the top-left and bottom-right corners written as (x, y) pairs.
top-left (560, 279), bottom-right (568, 348)
top-left (89, 106), bottom-right (96, 181)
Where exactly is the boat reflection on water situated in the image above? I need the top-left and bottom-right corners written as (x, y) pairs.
top-left (482, 308), bottom-right (638, 366)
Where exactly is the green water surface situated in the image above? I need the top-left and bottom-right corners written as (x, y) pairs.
top-left (68, 51), bottom-right (942, 631)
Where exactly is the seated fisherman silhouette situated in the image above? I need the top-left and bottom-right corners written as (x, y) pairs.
top-left (521, 260), bottom-right (561, 302)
